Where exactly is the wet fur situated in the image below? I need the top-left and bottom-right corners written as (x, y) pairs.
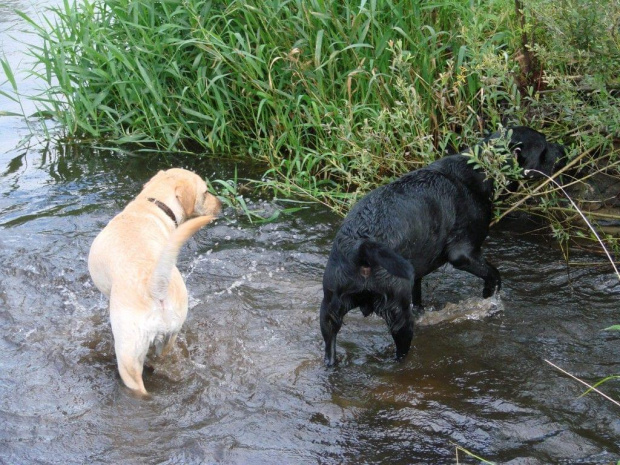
top-left (320, 127), bottom-right (565, 366)
top-left (88, 168), bottom-right (221, 394)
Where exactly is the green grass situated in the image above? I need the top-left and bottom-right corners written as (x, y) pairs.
top-left (3, 0), bottom-right (620, 255)
top-left (13, 0), bottom-right (523, 160)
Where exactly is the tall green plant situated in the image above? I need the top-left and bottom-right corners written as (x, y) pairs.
top-left (18, 0), bottom-right (521, 151)
top-left (8, 0), bottom-right (619, 257)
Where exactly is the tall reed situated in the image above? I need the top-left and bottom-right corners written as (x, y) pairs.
top-left (7, 0), bottom-right (620, 255)
top-left (16, 1), bottom-right (522, 196)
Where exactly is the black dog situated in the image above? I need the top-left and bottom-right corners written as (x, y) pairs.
top-left (320, 126), bottom-right (565, 366)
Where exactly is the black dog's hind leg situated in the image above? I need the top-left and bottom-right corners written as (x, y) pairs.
top-left (412, 278), bottom-right (424, 315)
top-left (385, 297), bottom-right (415, 361)
top-left (449, 248), bottom-right (501, 298)
top-left (320, 291), bottom-right (345, 367)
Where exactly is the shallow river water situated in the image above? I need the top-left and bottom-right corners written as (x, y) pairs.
top-left (1, 139), bottom-right (619, 465)
top-left (1, 2), bottom-right (620, 465)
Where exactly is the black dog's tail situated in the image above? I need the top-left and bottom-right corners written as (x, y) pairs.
top-left (357, 240), bottom-right (414, 280)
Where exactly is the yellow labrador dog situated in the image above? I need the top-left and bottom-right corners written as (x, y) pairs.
top-left (88, 168), bottom-right (221, 395)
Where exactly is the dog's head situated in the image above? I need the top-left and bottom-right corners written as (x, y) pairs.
top-left (170, 168), bottom-right (222, 219)
top-left (504, 126), bottom-right (566, 178)
top-left (142, 168), bottom-right (222, 220)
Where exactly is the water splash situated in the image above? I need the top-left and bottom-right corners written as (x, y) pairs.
top-left (416, 295), bottom-right (503, 327)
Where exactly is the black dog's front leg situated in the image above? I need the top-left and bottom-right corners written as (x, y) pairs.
top-left (449, 249), bottom-right (501, 298)
top-left (392, 323), bottom-right (414, 360)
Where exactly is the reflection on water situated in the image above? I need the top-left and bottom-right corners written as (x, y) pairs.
top-left (1, 142), bottom-right (619, 464)
top-left (0, 0), bottom-right (64, 155)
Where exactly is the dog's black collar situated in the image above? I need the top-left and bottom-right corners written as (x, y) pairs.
top-left (147, 198), bottom-right (178, 227)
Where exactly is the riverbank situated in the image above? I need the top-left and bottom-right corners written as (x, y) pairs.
top-left (3, 0), bottom-right (619, 255)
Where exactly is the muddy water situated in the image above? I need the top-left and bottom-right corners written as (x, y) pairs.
top-left (1, 146), bottom-right (619, 465)
top-left (2, 3), bottom-right (620, 465)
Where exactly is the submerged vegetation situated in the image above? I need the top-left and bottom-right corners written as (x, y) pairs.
top-left (2, 0), bottom-right (619, 257)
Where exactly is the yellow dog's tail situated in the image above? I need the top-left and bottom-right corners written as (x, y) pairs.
top-left (149, 215), bottom-right (215, 300)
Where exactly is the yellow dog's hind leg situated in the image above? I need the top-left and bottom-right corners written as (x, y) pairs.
top-left (115, 340), bottom-right (149, 396)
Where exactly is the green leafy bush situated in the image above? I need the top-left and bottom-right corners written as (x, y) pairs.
top-left (5, 0), bottom-right (620, 254)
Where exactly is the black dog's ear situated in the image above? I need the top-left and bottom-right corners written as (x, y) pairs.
top-left (538, 146), bottom-right (548, 166)
top-left (552, 143), bottom-right (567, 171)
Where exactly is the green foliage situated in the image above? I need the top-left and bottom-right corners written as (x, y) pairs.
top-left (15, 0), bottom-right (524, 194)
top-left (526, 0), bottom-right (620, 78)
top-left (208, 166), bottom-right (306, 223)
top-left (465, 127), bottom-right (524, 202)
top-left (579, 374), bottom-right (620, 397)
top-left (5, 0), bottom-right (620, 251)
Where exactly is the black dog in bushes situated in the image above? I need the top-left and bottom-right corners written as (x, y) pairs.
top-left (320, 126), bottom-right (565, 366)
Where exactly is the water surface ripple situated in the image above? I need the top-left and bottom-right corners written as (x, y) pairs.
top-left (0, 144), bottom-right (619, 464)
